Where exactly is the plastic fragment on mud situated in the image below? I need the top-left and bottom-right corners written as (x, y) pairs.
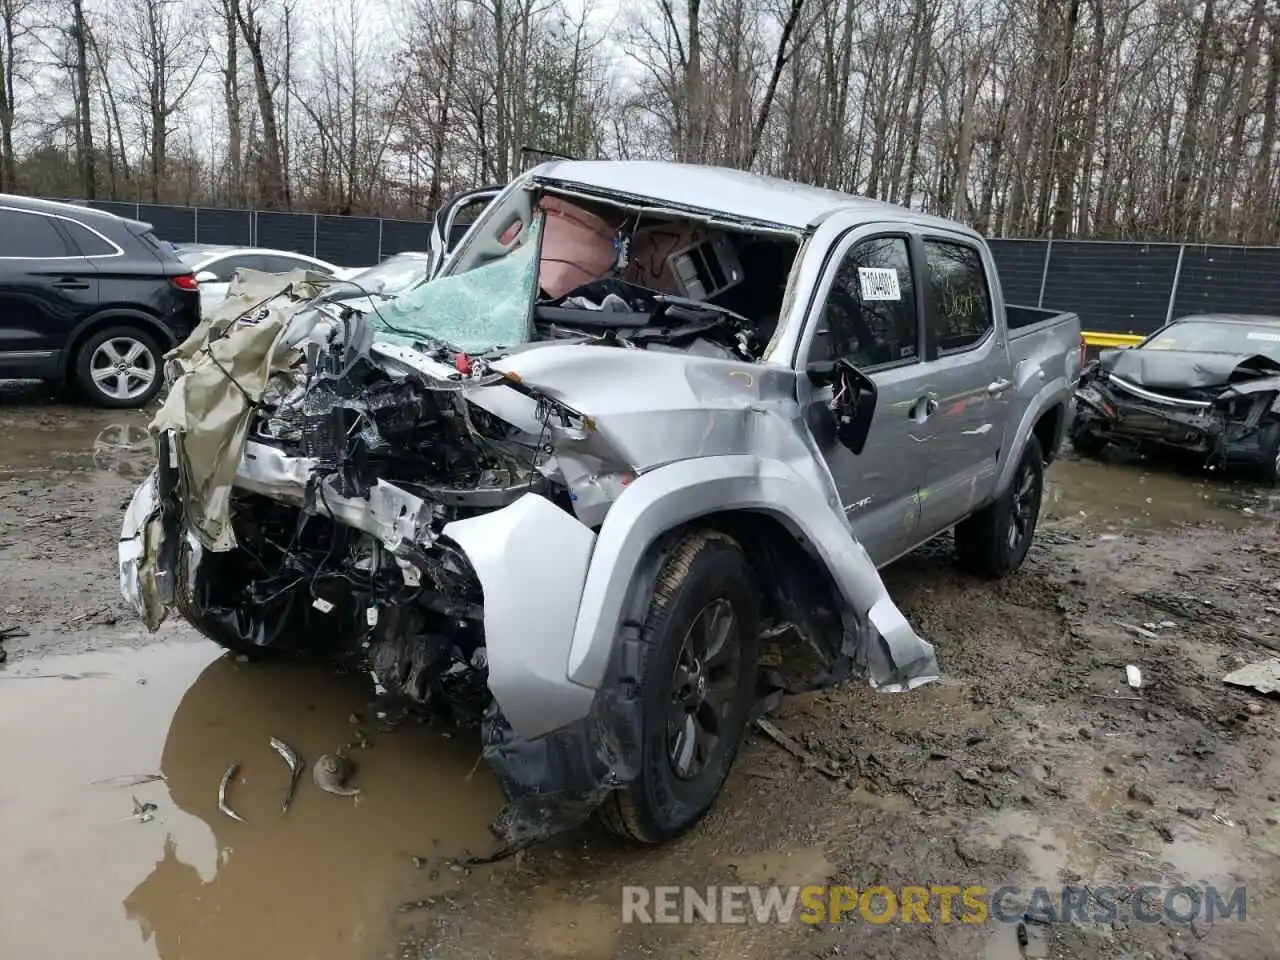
top-left (1126, 665), bottom-right (1143, 689)
top-left (1222, 660), bottom-right (1280, 697)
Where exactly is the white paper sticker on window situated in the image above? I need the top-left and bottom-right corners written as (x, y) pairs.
top-left (1246, 331), bottom-right (1280, 342)
top-left (858, 267), bottom-right (901, 301)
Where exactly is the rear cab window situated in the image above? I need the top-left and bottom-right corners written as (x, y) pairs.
top-left (0, 209), bottom-right (78, 259)
top-left (812, 234), bottom-right (920, 369)
top-left (921, 238), bottom-right (994, 356)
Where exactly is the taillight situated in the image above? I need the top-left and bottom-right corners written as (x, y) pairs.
top-left (171, 273), bottom-right (199, 291)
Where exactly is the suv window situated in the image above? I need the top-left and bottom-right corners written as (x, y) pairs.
top-left (59, 218), bottom-right (118, 257)
top-left (0, 209), bottom-right (76, 259)
top-left (812, 235), bottom-right (919, 367)
top-left (923, 239), bottom-right (993, 354)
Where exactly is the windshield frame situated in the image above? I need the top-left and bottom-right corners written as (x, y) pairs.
top-left (1141, 318), bottom-right (1280, 361)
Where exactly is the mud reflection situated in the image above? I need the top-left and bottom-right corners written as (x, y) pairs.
top-left (92, 423), bottom-right (155, 479)
top-left (0, 640), bottom-right (505, 960)
top-left (0, 406), bottom-right (152, 478)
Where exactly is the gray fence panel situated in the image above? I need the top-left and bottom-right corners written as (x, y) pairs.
top-left (138, 203), bottom-right (194, 243)
top-left (381, 218), bottom-right (432, 257)
top-left (256, 212), bottom-right (316, 258)
top-left (987, 239), bottom-right (1048, 307)
top-left (316, 215), bottom-right (380, 268)
top-left (1171, 245), bottom-right (1280, 321)
top-left (1041, 241), bottom-right (1182, 335)
top-left (193, 207), bottom-right (252, 246)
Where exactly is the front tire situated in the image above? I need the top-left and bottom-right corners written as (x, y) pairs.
top-left (599, 530), bottom-right (760, 844)
top-left (74, 326), bottom-right (164, 409)
top-left (954, 436), bottom-right (1045, 579)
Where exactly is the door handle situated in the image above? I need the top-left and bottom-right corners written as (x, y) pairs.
top-left (908, 395), bottom-right (938, 422)
top-left (987, 378), bottom-right (1012, 396)
top-left (52, 278), bottom-right (90, 290)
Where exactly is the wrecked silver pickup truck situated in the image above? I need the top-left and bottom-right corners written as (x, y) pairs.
top-left (118, 161), bottom-right (1080, 847)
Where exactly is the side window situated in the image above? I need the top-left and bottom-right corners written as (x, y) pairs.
top-left (923, 239), bottom-right (993, 354)
top-left (59, 218), bottom-right (118, 257)
top-left (0, 209), bottom-right (76, 258)
top-left (264, 255), bottom-right (330, 275)
top-left (203, 255), bottom-right (265, 282)
top-left (812, 235), bottom-right (918, 367)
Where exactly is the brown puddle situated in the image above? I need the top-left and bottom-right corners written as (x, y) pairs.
top-left (1042, 456), bottom-right (1260, 531)
top-left (0, 406), bottom-right (154, 481)
top-left (0, 639), bottom-right (505, 960)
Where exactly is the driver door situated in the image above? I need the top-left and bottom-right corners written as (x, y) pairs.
top-left (797, 226), bottom-right (931, 567)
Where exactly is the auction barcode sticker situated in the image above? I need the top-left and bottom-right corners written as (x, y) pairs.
top-left (1247, 331), bottom-right (1280, 342)
top-left (857, 267), bottom-right (901, 301)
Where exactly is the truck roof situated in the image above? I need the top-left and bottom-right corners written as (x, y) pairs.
top-left (528, 160), bottom-right (979, 237)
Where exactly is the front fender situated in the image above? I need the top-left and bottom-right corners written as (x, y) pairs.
top-left (442, 493), bottom-right (598, 740)
top-left (565, 455), bottom-right (939, 692)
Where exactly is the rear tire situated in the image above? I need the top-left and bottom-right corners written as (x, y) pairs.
top-left (954, 436), bottom-right (1045, 580)
top-left (1248, 421), bottom-right (1280, 486)
top-left (74, 326), bottom-right (164, 409)
top-left (599, 530), bottom-right (759, 844)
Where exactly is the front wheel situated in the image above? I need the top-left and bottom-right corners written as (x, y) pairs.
top-left (599, 530), bottom-right (760, 844)
top-left (954, 436), bottom-right (1045, 579)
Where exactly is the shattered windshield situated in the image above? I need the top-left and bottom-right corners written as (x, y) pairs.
top-left (369, 216), bottom-right (543, 355)
top-left (1145, 320), bottom-right (1280, 362)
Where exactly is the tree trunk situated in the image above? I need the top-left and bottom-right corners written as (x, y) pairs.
top-left (71, 0), bottom-right (96, 199)
top-left (1170, 0), bottom-right (1215, 239)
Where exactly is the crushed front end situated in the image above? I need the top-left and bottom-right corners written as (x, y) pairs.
top-left (1073, 348), bottom-right (1280, 473)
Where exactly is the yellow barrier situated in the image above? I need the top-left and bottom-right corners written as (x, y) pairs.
top-left (1081, 331), bottom-right (1145, 348)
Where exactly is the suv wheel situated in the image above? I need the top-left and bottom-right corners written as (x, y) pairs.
top-left (599, 530), bottom-right (759, 844)
top-left (75, 326), bottom-right (164, 408)
top-left (954, 435), bottom-right (1045, 579)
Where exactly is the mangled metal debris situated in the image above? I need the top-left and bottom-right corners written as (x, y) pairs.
top-left (269, 736), bottom-right (304, 814)
top-left (1223, 660), bottom-right (1280, 697)
top-left (218, 762), bottom-right (246, 823)
top-left (313, 754), bottom-right (361, 797)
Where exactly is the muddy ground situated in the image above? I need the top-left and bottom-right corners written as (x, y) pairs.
top-left (2, 378), bottom-right (1279, 960)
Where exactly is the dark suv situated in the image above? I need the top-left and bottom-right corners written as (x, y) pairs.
top-left (0, 195), bottom-right (201, 408)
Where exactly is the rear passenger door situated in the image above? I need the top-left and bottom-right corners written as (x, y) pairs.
top-left (798, 227), bottom-right (930, 567)
top-left (914, 235), bottom-right (1011, 540)
top-left (0, 207), bottom-right (100, 359)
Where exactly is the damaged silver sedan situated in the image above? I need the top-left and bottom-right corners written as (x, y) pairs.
top-left (119, 161), bottom-right (1077, 847)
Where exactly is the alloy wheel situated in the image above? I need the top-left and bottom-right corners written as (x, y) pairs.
top-left (667, 598), bottom-right (742, 780)
top-left (89, 337), bottom-right (157, 403)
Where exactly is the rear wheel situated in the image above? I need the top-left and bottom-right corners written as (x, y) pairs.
top-left (954, 436), bottom-right (1045, 579)
top-left (74, 326), bottom-right (164, 409)
top-left (599, 531), bottom-right (759, 844)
